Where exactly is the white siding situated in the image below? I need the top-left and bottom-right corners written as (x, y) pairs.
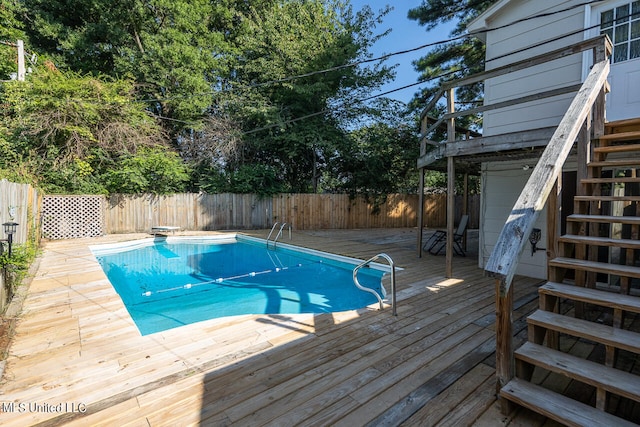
top-left (469, 0), bottom-right (630, 280)
top-left (480, 0), bottom-right (588, 136)
top-left (479, 160), bottom-right (547, 279)
top-left (480, 157), bottom-right (579, 279)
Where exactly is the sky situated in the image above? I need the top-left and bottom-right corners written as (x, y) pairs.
top-left (348, 1), bottom-right (456, 104)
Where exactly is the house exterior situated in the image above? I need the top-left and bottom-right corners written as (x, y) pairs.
top-left (467, 0), bottom-right (640, 279)
top-left (415, 2), bottom-right (640, 421)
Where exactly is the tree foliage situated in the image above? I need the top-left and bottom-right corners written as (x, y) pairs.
top-left (3, 70), bottom-right (165, 157)
top-left (2, 1), bottom-right (417, 197)
top-left (0, 69), bottom-right (169, 193)
top-left (104, 148), bottom-right (190, 194)
top-left (328, 104), bottom-right (420, 206)
top-left (407, 0), bottom-right (496, 123)
top-left (21, 0), bottom-right (238, 129)
top-left (337, 123), bottom-right (418, 190)
top-left (0, 2), bottom-right (27, 80)
top-left (205, 0), bottom-right (395, 194)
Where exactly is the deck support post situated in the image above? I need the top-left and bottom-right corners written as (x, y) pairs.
top-left (463, 172), bottom-right (469, 251)
top-left (417, 167), bottom-right (425, 257)
top-left (417, 114), bottom-right (430, 258)
top-left (496, 278), bottom-right (514, 415)
top-left (447, 156), bottom-right (455, 277)
top-left (446, 88), bottom-right (456, 278)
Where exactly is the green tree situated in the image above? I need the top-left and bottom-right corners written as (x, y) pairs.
top-left (104, 148), bottom-right (190, 194)
top-left (407, 0), bottom-right (496, 121)
top-left (21, 0), bottom-right (244, 130)
top-left (21, 0), bottom-right (395, 195)
top-left (202, 0), bottom-right (395, 193)
top-left (0, 1), bottom-right (27, 80)
top-left (8, 1), bottom-right (401, 196)
top-left (0, 68), bottom-right (168, 193)
top-left (329, 106), bottom-right (420, 207)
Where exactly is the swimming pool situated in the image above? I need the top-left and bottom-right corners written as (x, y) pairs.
top-left (91, 235), bottom-right (392, 335)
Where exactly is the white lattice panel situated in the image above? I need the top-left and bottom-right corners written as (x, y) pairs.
top-left (42, 196), bottom-right (105, 239)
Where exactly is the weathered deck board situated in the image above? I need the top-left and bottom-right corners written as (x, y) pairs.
top-left (0, 229), bottom-right (548, 426)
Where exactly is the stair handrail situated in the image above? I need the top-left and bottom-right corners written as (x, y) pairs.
top-left (266, 222), bottom-right (291, 249)
top-left (353, 253), bottom-right (397, 316)
top-left (273, 222), bottom-right (291, 247)
top-left (484, 57), bottom-right (610, 295)
top-left (484, 40), bottom-right (611, 398)
top-left (266, 222), bottom-right (280, 249)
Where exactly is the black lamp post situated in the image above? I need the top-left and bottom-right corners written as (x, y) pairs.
top-left (2, 222), bottom-right (18, 258)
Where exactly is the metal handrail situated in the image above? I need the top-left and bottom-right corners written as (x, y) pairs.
top-left (266, 222), bottom-right (291, 249)
top-left (274, 222), bottom-right (291, 245)
top-left (353, 253), bottom-right (397, 315)
top-left (266, 222), bottom-right (280, 248)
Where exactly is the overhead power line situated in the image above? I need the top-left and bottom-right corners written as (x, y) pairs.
top-left (10, 0), bottom-right (614, 132)
top-left (137, 0), bottom-right (607, 106)
top-left (239, 1), bottom-right (619, 134)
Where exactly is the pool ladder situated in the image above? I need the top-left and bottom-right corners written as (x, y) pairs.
top-left (266, 222), bottom-right (291, 249)
top-left (353, 253), bottom-right (397, 316)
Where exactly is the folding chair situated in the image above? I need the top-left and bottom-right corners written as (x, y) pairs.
top-left (423, 214), bottom-right (468, 256)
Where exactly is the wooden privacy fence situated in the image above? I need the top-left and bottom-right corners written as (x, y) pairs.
top-left (0, 179), bottom-right (40, 246)
top-left (0, 179), bottom-right (41, 313)
top-left (102, 193), bottom-right (479, 234)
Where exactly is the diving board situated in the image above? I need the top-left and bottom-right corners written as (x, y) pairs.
top-left (151, 225), bottom-right (180, 236)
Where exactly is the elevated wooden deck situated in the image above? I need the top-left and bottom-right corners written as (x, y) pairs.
top-left (0, 229), bottom-right (550, 426)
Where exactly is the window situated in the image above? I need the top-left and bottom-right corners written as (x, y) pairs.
top-left (600, 1), bottom-right (640, 62)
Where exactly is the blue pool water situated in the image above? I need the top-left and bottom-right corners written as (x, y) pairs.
top-left (92, 236), bottom-right (387, 335)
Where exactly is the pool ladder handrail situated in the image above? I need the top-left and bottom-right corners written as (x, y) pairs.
top-left (353, 253), bottom-right (397, 316)
top-left (266, 222), bottom-right (291, 249)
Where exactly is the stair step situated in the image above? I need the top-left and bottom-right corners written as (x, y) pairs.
top-left (566, 213), bottom-right (640, 225)
top-left (580, 177), bottom-right (640, 184)
top-left (597, 132), bottom-right (640, 143)
top-left (588, 159), bottom-right (640, 168)
top-left (606, 117), bottom-right (640, 130)
top-left (558, 234), bottom-right (640, 250)
top-left (574, 195), bottom-right (640, 202)
top-left (549, 256), bottom-right (640, 279)
top-left (540, 281), bottom-right (640, 314)
top-left (515, 342), bottom-right (640, 402)
top-left (500, 378), bottom-right (638, 427)
top-left (527, 309), bottom-right (640, 353)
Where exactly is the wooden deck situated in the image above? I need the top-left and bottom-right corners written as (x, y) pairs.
top-left (0, 228), bottom-right (551, 426)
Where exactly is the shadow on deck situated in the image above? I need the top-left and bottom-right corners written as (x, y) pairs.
top-left (0, 228), bottom-right (577, 426)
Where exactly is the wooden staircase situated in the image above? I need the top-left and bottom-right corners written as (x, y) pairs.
top-left (500, 118), bottom-right (640, 426)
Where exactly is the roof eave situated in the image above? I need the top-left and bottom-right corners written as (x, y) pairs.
top-left (466, 0), bottom-right (514, 41)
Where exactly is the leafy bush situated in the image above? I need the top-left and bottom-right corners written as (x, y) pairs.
top-left (104, 148), bottom-right (190, 194)
top-left (197, 163), bottom-right (286, 197)
top-left (0, 69), bottom-right (170, 194)
top-left (0, 243), bottom-right (37, 300)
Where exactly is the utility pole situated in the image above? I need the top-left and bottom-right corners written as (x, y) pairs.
top-left (17, 40), bottom-right (25, 81)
